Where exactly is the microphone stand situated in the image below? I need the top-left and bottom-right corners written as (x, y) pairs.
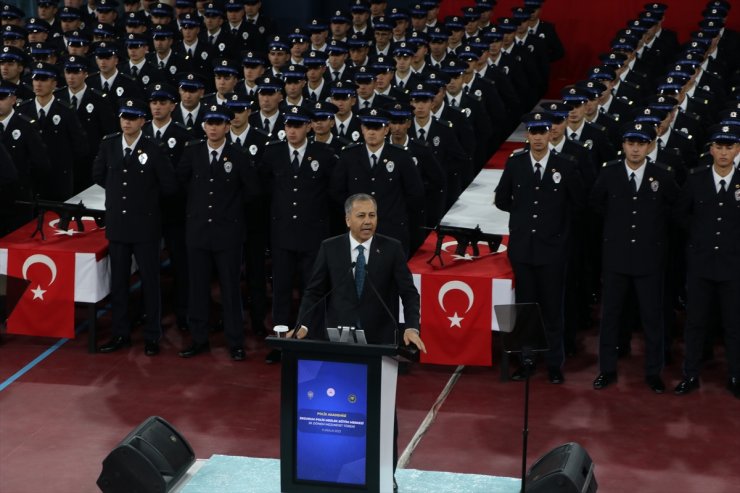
top-left (520, 347), bottom-right (535, 493)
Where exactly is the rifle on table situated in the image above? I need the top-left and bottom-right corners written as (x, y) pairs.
top-left (15, 197), bottom-right (105, 240)
top-left (425, 224), bottom-right (503, 267)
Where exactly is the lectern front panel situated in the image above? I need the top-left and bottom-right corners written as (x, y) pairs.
top-left (295, 359), bottom-right (369, 486)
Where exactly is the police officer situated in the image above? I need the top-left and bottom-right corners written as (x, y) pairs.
top-left (18, 62), bottom-right (88, 200)
top-left (674, 125), bottom-right (740, 399)
top-left (56, 54), bottom-right (117, 193)
top-left (259, 105), bottom-right (338, 335)
top-left (176, 13), bottom-right (217, 87)
top-left (87, 41), bottom-right (143, 105)
top-left (143, 83), bottom-right (192, 331)
top-left (562, 86), bottom-right (617, 170)
top-left (177, 104), bottom-right (259, 361)
top-left (120, 33), bottom-right (166, 91)
top-left (329, 79), bottom-right (362, 145)
top-left (249, 75), bottom-right (285, 138)
top-left (172, 72), bottom-right (207, 138)
top-left (332, 107), bottom-right (425, 256)
top-left (590, 121), bottom-right (679, 393)
top-left (308, 100), bottom-right (343, 155)
top-left (494, 112), bottom-right (586, 383)
top-left (93, 98), bottom-right (178, 356)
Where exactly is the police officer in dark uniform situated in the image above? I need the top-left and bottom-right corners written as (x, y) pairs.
top-left (674, 125), bottom-right (740, 399)
top-left (93, 98), bottom-right (178, 356)
top-left (333, 107), bottom-right (425, 256)
top-left (143, 83), bottom-right (192, 331)
top-left (177, 104), bottom-right (259, 361)
top-left (120, 33), bottom-right (166, 91)
top-left (329, 80), bottom-right (363, 145)
top-left (176, 13), bottom-right (217, 88)
top-left (0, 46), bottom-right (34, 103)
top-left (87, 42), bottom-right (143, 106)
top-left (590, 122), bottom-right (679, 393)
top-left (562, 86), bottom-right (617, 170)
top-left (494, 112), bottom-right (586, 383)
top-left (17, 62), bottom-right (88, 200)
top-left (148, 25), bottom-right (189, 87)
top-left (249, 75), bottom-right (285, 139)
top-left (172, 72), bottom-right (207, 138)
top-left (56, 55), bottom-right (118, 193)
top-left (259, 105), bottom-right (338, 333)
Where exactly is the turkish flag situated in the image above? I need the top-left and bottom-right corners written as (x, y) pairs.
top-left (420, 274), bottom-right (492, 366)
top-left (6, 249), bottom-right (76, 338)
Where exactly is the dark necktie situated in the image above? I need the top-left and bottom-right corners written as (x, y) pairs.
top-left (124, 147), bottom-right (132, 161)
top-left (0, 122), bottom-right (3, 137)
top-left (463, 85), bottom-right (470, 94)
top-left (332, 71), bottom-right (340, 81)
top-left (569, 132), bottom-right (578, 140)
top-left (187, 48), bottom-right (193, 57)
top-left (210, 150), bottom-right (218, 165)
top-left (291, 149), bottom-right (300, 172)
top-left (309, 92), bottom-right (317, 101)
top-left (630, 172), bottom-right (637, 193)
top-left (208, 35), bottom-right (215, 45)
top-left (231, 28), bottom-right (238, 36)
top-left (355, 244), bottom-right (366, 298)
top-left (131, 65), bottom-right (139, 77)
top-left (398, 80), bottom-right (404, 89)
top-left (71, 94), bottom-right (78, 109)
top-left (155, 129), bottom-right (162, 140)
top-left (363, 100), bottom-right (370, 109)
top-left (534, 162), bottom-right (542, 182)
top-left (657, 138), bottom-right (664, 149)
top-left (263, 118), bottom-right (270, 132)
top-left (38, 108), bottom-right (46, 124)
top-left (186, 113), bottom-right (194, 127)
top-left (339, 122), bottom-right (345, 135)
top-left (103, 81), bottom-right (110, 92)
top-left (418, 128), bottom-right (426, 141)
top-left (450, 98), bottom-right (458, 107)
top-left (719, 178), bottom-right (727, 196)
top-left (234, 136), bottom-right (241, 146)
top-left (159, 61), bottom-right (165, 69)
top-left (370, 153), bottom-right (377, 169)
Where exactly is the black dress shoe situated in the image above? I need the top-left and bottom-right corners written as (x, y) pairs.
top-left (176, 317), bottom-right (189, 332)
top-left (178, 342), bottom-right (210, 358)
top-left (593, 372), bottom-right (618, 390)
top-left (547, 367), bottom-right (565, 384)
top-left (674, 377), bottom-right (700, 395)
top-left (727, 377), bottom-right (740, 399)
top-left (265, 349), bottom-right (282, 364)
top-left (230, 347), bottom-right (246, 361)
top-left (98, 336), bottom-right (131, 353)
top-left (393, 477), bottom-right (398, 493)
top-left (510, 365), bottom-right (535, 381)
top-left (144, 340), bottom-right (160, 356)
top-left (646, 374), bottom-right (665, 394)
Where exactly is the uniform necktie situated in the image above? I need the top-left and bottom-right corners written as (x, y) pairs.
top-left (71, 94), bottom-right (78, 109)
top-left (187, 48), bottom-right (193, 57)
top-left (263, 118), bottom-right (270, 132)
top-left (463, 85), bottom-right (470, 94)
top-left (234, 136), bottom-right (241, 146)
top-left (155, 129), bottom-right (162, 139)
top-left (291, 149), bottom-right (300, 172)
top-left (370, 153), bottom-right (377, 168)
top-left (418, 128), bottom-right (426, 141)
top-left (38, 108), bottom-right (46, 124)
top-left (569, 132), bottom-right (578, 140)
top-left (210, 150), bottom-right (218, 165)
top-left (333, 71), bottom-right (340, 81)
top-left (159, 61), bottom-right (165, 69)
top-left (657, 137), bottom-right (664, 149)
top-left (534, 162), bottom-right (542, 182)
top-left (124, 147), bottom-right (132, 161)
top-left (363, 100), bottom-right (370, 109)
top-left (450, 97), bottom-right (458, 107)
top-left (186, 113), bottom-right (194, 127)
top-left (131, 65), bottom-right (139, 77)
top-left (309, 92), bottom-right (317, 101)
top-left (103, 81), bottom-right (110, 92)
top-left (398, 80), bottom-right (404, 89)
top-left (719, 178), bottom-right (727, 195)
top-left (339, 122), bottom-right (345, 135)
top-left (355, 245), bottom-right (366, 298)
top-left (630, 172), bottom-right (637, 193)
top-left (208, 34), bottom-right (215, 44)
top-left (0, 122), bottom-right (3, 136)
top-left (231, 28), bottom-right (238, 36)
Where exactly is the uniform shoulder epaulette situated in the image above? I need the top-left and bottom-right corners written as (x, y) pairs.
top-left (202, 91), bottom-right (216, 99)
top-left (435, 118), bottom-right (453, 128)
top-left (90, 87), bottom-right (107, 98)
top-left (466, 91), bottom-right (482, 102)
top-left (557, 152), bottom-right (577, 163)
top-left (387, 142), bottom-right (406, 151)
top-left (651, 161), bottom-right (671, 172)
top-left (343, 141), bottom-right (363, 150)
top-left (602, 159), bottom-right (621, 168)
top-left (569, 138), bottom-right (589, 150)
top-left (689, 164), bottom-right (711, 175)
top-left (15, 112), bottom-right (34, 124)
top-left (585, 120), bottom-right (607, 133)
top-left (265, 139), bottom-right (283, 146)
top-left (102, 132), bottom-right (122, 140)
top-left (616, 95), bottom-right (634, 105)
top-left (253, 127), bottom-right (271, 139)
top-left (184, 138), bottom-right (205, 147)
top-left (678, 109), bottom-right (701, 121)
top-left (117, 72), bottom-right (137, 82)
top-left (510, 147), bottom-right (527, 157)
top-left (16, 98), bottom-right (32, 108)
top-left (410, 138), bottom-right (429, 148)
top-left (172, 121), bottom-right (189, 132)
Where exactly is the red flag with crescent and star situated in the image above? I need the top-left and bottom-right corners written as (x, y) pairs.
top-left (420, 274), bottom-right (492, 366)
top-left (6, 249), bottom-right (76, 338)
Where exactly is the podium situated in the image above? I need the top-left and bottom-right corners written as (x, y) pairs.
top-left (267, 337), bottom-right (401, 493)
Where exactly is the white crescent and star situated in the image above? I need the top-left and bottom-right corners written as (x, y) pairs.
top-left (22, 254), bottom-right (58, 302)
top-left (438, 280), bottom-right (475, 329)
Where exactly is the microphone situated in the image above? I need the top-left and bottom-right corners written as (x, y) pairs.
top-left (291, 261), bottom-right (356, 339)
top-left (363, 266), bottom-right (415, 352)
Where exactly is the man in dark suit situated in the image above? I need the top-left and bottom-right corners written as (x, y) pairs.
top-left (333, 107), bottom-right (425, 256)
top-left (17, 62), bottom-right (88, 201)
top-left (290, 192), bottom-right (425, 493)
top-left (590, 122), bottom-right (679, 393)
top-left (674, 125), bottom-right (740, 399)
top-left (259, 105), bottom-right (338, 335)
top-left (57, 55), bottom-right (117, 193)
top-left (494, 112), bottom-right (586, 383)
top-left (93, 98), bottom-right (178, 356)
top-left (143, 83), bottom-right (192, 331)
top-left (177, 104), bottom-right (260, 361)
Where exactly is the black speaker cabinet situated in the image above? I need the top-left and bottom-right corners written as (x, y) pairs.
top-left (525, 442), bottom-right (597, 493)
top-left (97, 416), bottom-right (195, 493)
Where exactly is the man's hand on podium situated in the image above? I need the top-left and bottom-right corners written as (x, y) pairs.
top-left (286, 326), bottom-right (308, 339)
top-left (403, 329), bottom-right (427, 354)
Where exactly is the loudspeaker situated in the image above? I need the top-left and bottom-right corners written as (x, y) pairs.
top-left (97, 416), bottom-right (195, 493)
top-left (525, 442), bottom-right (597, 493)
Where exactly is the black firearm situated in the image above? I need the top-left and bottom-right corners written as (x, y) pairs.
top-left (15, 197), bottom-right (105, 240)
top-left (425, 224), bottom-right (503, 267)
